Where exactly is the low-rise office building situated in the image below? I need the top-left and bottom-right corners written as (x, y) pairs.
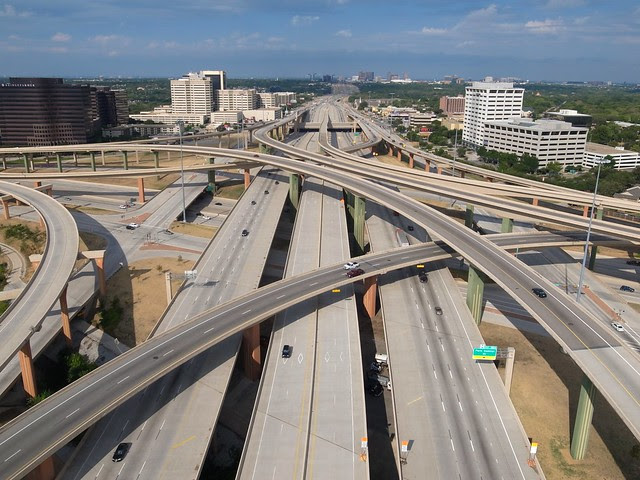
top-left (216, 89), bottom-right (258, 111)
top-left (243, 108), bottom-right (282, 122)
top-left (484, 118), bottom-right (587, 168)
top-left (583, 142), bottom-right (640, 170)
top-left (130, 105), bottom-right (208, 125)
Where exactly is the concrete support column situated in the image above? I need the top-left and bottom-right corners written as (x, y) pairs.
top-left (29, 154), bottom-right (35, 171)
top-left (386, 142), bottom-right (392, 155)
top-left (101, 151), bottom-right (106, 166)
top-left (241, 324), bottom-right (261, 381)
top-left (582, 205), bottom-right (589, 217)
top-left (409, 153), bottom-right (414, 169)
top-left (1, 156), bottom-right (6, 170)
top-left (353, 195), bottom-right (366, 253)
top-left (165, 272), bottom-right (173, 305)
top-left (289, 173), bottom-right (301, 210)
top-left (2, 200), bottom-right (10, 220)
top-left (56, 154), bottom-right (63, 173)
top-left (137, 177), bottom-right (146, 203)
top-left (59, 285), bottom-right (72, 347)
top-left (122, 151), bottom-right (129, 170)
top-left (167, 150), bottom-right (171, 162)
top-left (532, 197), bottom-right (539, 207)
top-left (153, 150), bottom-right (160, 168)
top-left (135, 150), bottom-right (140, 165)
top-left (363, 275), bottom-right (378, 318)
top-left (243, 169), bottom-right (251, 189)
top-left (95, 257), bottom-right (107, 298)
top-left (424, 158), bottom-right (430, 172)
top-left (34, 181), bottom-right (42, 188)
top-left (570, 375), bottom-right (597, 460)
top-left (23, 154), bottom-right (30, 173)
top-left (248, 129), bottom-right (253, 144)
top-left (465, 204), bottom-right (474, 229)
top-left (588, 209), bottom-right (603, 270)
top-left (501, 217), bottom-right (513, 233)
top-left (396, 149), bottom-right (402, 162)
top-left (19, 341), bottom-right (37, 398)
top-left (90, 152), bottom-right (96, 171)
top-left (24, 456), bottom-right (55, 480)
top-left (207, 157), bottom-right (216, 192)
top-left (436, 166), bottom-right (443, 175)
top-left (466, 265), bottom-right (485, 325)
top-left (504, 347), bottom-right (515, 395)
top-left (73, 152), bottom-right (78, 167)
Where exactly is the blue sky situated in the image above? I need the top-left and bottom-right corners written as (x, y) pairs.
top-left (1, 1), bottom-right (639, 81)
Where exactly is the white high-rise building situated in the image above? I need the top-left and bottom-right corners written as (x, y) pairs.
top-left (200, 70), bottom-right (226, 92)
top-left (216, 89), bottom-right (258, 111)
top-left (170, 73), bottom-right (213, 115)
top-left (463, 80), bottom-right (524, 147)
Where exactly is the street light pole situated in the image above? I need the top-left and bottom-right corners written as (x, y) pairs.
top-left (576, 160), bottom-right (604, 302)
top-left (452, 129), bottom-right (458, 176)
top-left (177, 120), bottom-right (187, 224)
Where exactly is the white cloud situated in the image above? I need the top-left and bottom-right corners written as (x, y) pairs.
top-left (545, 0), bottom-right (584, 8)
top-left (335, 29), bottom-right (352, 38)
top-left (0, 4), bottom-right (30, 17)
top-left (291, 15), bottom-right (319, 26)
top-left (90, 34), bottom-right (130, 47)
top-left (525, 18), bottom-right (564, 34)
top-left (51, 32), bottom-right (71, 42)
top-left (420, 27), bottom-right (448, 35)
top-left (573, 16), bottom-right (589, 25)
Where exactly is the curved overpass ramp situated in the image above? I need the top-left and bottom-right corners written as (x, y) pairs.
top-left (0, 182), bottom-right (79, 372)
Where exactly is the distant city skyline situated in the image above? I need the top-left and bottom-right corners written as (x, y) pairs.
top-left (1, 1), bottom-right (639, 82)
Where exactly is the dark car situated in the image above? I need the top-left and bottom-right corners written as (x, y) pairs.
top-left (241, 229), bottom-right (249, 237)
top-left (346, 268), bottom-right (364, 278)
top-left (532, 287), bottom-right (547, 298)
top-left (626, 260), bottom-right (640, 266)
top-left (367, 381), bottom-right (383, 397)
top-left (282, 344), bottom-right (292, 358)
top-left (275, 180), bottom-right (280, 184)
top-left (620, 285), bottom-right (635, 292)
top-left (214, 202), bottom-right (222, 206)
top-left (407, 225), bottom-right (414, 231)
top-left (112, 442), bottom-right (130, 462)
top-left (251, 200), bottom-right (256, 205)
top-left (264, 190), bottom-right (269, 194)
top-left (418, 272), bottom-right (428, 283)
top-left (435, 306), bottom-right (443, 315)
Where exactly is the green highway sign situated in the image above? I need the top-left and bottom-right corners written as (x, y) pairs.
top-left (472, 345), bottom-right (498, 360)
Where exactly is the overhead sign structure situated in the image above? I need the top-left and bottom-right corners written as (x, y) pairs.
top-left (472, 345), bottom-right (498, 361)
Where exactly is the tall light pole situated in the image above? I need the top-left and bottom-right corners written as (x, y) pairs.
top-left (452, 129), bottom-right (458, 176)
top-left (177, 120), bottom-right (187, 223)
top-left (576, 159), bottom-right (605, 302)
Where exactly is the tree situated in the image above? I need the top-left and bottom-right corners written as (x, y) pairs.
top-left (520, 153), bottom-right (539, 173)
top-left (547, 161), bottom-right (562, 176)
top-left (357, 101), bottom-right (369, 110)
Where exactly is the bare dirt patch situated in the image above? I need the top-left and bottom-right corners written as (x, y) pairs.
top-left (479, 322), bottom-right (640, 480)
top-left (216, 181), bottom-right (245, 200)
top-left (92, 257), bottom-right (193, 346)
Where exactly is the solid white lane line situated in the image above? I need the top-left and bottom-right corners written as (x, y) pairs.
top-left (4, 449), bottom-right (21, 462)
top-left (204, 327), bottom-right (215, 334)
top-left (242, 309), bottom-right (251, 315)
top-left (117, 376), bottom-right (130, 385)
top-left (162, 350), bottom-right (174, 357)
top-left (66, 408), bottom-right (79, 419)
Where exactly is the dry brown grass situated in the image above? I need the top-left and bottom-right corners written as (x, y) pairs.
top-left (169, 221), bottom-right (218, 239)
top-left (480, 323), bottom-right (640, 480)
top-left (93, 257), bottom-right (193, 346)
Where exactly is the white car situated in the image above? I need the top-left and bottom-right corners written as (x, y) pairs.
top-left (126, 223), bottom-right (139, 230)
top-left (611, 321), bottom-right (625, 332)
top-left (119, 204), bottom-right (128, 209)
top-left (343, 262), bottom-right (360, 270)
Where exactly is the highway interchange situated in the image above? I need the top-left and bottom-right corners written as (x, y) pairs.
top-left (0, 100), bottom-right (639, 478)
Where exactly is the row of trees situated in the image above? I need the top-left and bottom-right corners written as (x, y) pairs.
top-left (476, 147), bottom-right (540, 175)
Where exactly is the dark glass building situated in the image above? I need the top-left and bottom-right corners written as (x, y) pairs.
top-left (0, 77), bottom-right (93, 146)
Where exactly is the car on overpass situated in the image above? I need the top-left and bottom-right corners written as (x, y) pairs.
top-left (346, 268), bottom-right (364, 278)
top-left (343, 261), bottom-right (360, 270)
top-left (620, 285), bottom-right (635, 292)
top-left (112, 442), bottom-right (130, 462)
top-left (532, 287), bottom-right (547, 298)
top-left (611, 322), bottom-right (625, 332)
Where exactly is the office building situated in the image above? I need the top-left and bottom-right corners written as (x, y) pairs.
top-left (200, 70), bottom-right (226, 92)
top-left (545, 109), bottom-right (592, 128)
top-left (216, 89), bottom-right (257, 111)
top-left (130, 105), bottom-right (208, 125)
top-left (462, 80), bottom-right (524, 147)
top-left (171, 72), bottom-right (213, 115)
top-left (0, 77), bottom-right (93, 146)
top-left (409, 112), bottom-right (437, 129)
top-left (439, 96), bottom-right (465, 115)
top-left (91, 87), bottom-right (129, 128)
top-left (243, 108), bottom-right (283, 122)
top-left (257, 92), bottom-right (296, 108)
top-left (484, 118), bottom-right (587, 168)
top-left (583, 142), bottom-right (639, 170)
top-left (358, 71), bottom-right (374, 82)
